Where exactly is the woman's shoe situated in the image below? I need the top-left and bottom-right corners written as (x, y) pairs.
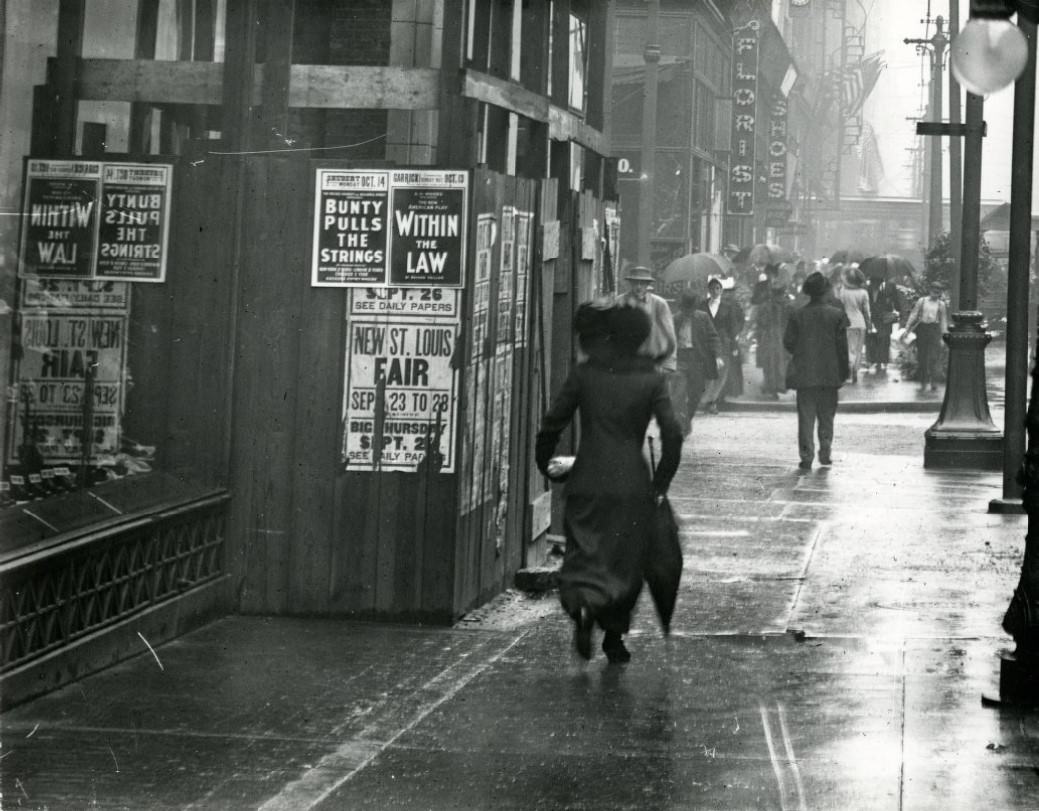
top-left (602, 632), bottom-right (631, 664)
top-left (573, 607), bottom-right (593, 660)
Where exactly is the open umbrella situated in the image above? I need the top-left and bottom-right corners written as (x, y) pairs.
top-left (660, 252), bottom-right (730, 294)
top-left (829, 249), bottom-right (868, 266)
top-left (734, 243), bottom-right (797, 266)
top-left (860, 254), bottom-right (917, 283)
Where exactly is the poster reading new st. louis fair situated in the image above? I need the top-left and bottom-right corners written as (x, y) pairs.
top-left (312, 168), bottom-right (468, 288)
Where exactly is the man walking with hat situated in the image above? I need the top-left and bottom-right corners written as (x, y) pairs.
top-left (783, 271), bottom-right (850, 471)
top-left (617, 266), bottom-right (677, 373)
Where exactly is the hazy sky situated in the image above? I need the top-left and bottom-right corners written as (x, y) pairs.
top-left (860, 0), bottom-right (1017, 203)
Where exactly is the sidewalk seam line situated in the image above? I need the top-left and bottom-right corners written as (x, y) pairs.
top-left (255, 632), bottom-right (529, 811)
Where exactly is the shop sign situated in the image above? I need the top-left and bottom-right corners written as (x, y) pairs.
top-left (341, 317), bottom-right (459, 472)
top-left (767, 94), bottom-right (789, 203)
top-left (727, 20), bottom-right (759, 217)
top-left (18, 159), bottom-right (172, 283)
top-left (313, 168), bottom-right (469, 288)
top-left (9, 311), bottom-right (127, 464)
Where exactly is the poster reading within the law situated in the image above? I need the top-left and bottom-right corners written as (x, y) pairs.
top-left (20, 159), bottom-right (102, 278)
top-left (10, 312), bottom-right (127, 463)
top-left (95, 163), bottom-right (172, 282)
top-left (341, 319), bottom-right (459, 472)
top-left (388, 170), bottom-right (468, 288)
top-left (312, 170), bottom-right (389, 286)
top-left (312, 169), bottom-right (469, 288)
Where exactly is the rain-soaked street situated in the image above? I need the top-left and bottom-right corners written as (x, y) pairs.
top-left (3, 405), bottom-right (1038, 810)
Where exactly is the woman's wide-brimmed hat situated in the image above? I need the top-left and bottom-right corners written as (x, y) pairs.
top-left (624, 265), bottom-right (655, 283)
top-left (844, 267), bottom-right (866, 287)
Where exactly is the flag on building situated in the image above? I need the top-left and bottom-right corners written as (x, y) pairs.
top-left (839, 52), bottom-right (886, 117)
top-left (856, 120), bottom-right (885, 194)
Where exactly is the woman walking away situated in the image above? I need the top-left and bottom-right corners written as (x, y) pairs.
top-left (536, 303), bottom-right (683, 664)
top-left (837, 267), bottom-right (872, 383)
top-left (903, 281), bottom-right (950, 391)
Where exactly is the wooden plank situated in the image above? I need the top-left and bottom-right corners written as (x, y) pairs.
top-left (333, 473), bottom-right (379, 614)
top-left (261, 0), bottom-right (296, 144)
top-left (54, 0), bottom-right (85, 155)
top-left (77, 60), bottom-right (443, 111)
top-left (221, 0), bottom-right (260, 152)
top-left (548, 104), bottom-right (609, 156)
top-left (462, 69), bottom-right (549, 123)
top-left (285, 158), bottom-right (342, 614)
top-left (129, 0), bottom-right (160, 153)
top-left (289, 65), bottom-right (440, 109)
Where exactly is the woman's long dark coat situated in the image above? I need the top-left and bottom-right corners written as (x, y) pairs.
top-left (536, 356), bottom-right (682, 634)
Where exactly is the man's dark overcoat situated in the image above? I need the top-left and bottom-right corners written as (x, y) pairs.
top-left (782, 300), bottom-right (851, 388)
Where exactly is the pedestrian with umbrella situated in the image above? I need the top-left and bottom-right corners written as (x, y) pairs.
top-left (861, 256), bottom-right (910, 373)
top-left (536, 303), bottom-right (683, 663)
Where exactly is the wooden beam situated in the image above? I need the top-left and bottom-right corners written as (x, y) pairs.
top-left (75, 60), bottom-right (440, 109)
top-left (222, 0), bottom-right (260, 152)
top-left (261, 0), bottom-right (296, 144)
top-left (77, 59), bottom-right (226, 104)
top-left (462, 68), bottom-right (548, 122)
top-left (548, 104), bottom-right (608, 156)
top-left (54, 0), bottom-right (86, 155)
top-left (129, 0), bottom-right (160, 154)
top-left (289, 65), bottom-right (440, 109)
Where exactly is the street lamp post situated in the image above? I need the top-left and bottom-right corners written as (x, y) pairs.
top-left (949, 0), bottom-right (1039, 707)
top-left (995, 9), bottom-right (1039, 709)
top-left (637, 0), bottom-right (660, 269)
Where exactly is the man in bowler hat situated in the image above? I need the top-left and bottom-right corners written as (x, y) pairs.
top-left (617, 266), bottom-right (677, 373)
top-left (783, 271), bottom-right (850, 471)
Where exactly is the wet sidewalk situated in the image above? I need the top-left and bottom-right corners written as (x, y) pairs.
top-left (2, 412), bottom-right (1038, 809)
top-left (722, 348), bottom-right (1007, 413)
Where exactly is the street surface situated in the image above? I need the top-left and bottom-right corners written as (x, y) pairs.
top-left (3, 406), bottom-right (1039, 809)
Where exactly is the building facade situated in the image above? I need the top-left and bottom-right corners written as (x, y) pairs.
top-left (0, 0), bottom-right (619, 706)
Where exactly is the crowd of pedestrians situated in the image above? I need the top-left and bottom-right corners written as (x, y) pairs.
top-left (535, 245), bottom-right (948, 664)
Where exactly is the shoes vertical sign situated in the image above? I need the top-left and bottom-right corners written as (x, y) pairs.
top-left (312, 168), bottom-right (468, 473)
top-left (11, 159), bottom-right (172, 466)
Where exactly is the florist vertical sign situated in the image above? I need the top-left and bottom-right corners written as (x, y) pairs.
top-left (728, 19), bottom-right (759, 216)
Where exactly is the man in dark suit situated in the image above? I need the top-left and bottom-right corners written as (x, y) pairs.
top-left (673, 290), bottom-right (721, 437)
top-left (782, 271), bottom-right (850, 471)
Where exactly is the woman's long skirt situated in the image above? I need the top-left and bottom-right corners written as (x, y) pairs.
top-left (558, 492), bottom-right (651, 634)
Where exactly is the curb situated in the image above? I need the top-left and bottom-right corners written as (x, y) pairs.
top-left (720, 400), bottom-right (943, 414)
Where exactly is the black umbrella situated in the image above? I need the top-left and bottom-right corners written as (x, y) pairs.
top-left (860, 254), bottom-right (917, 283)
top-left (646, 437), bottom-right (682, 634)
top-left (829, 249), bottom-right (868, 266)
